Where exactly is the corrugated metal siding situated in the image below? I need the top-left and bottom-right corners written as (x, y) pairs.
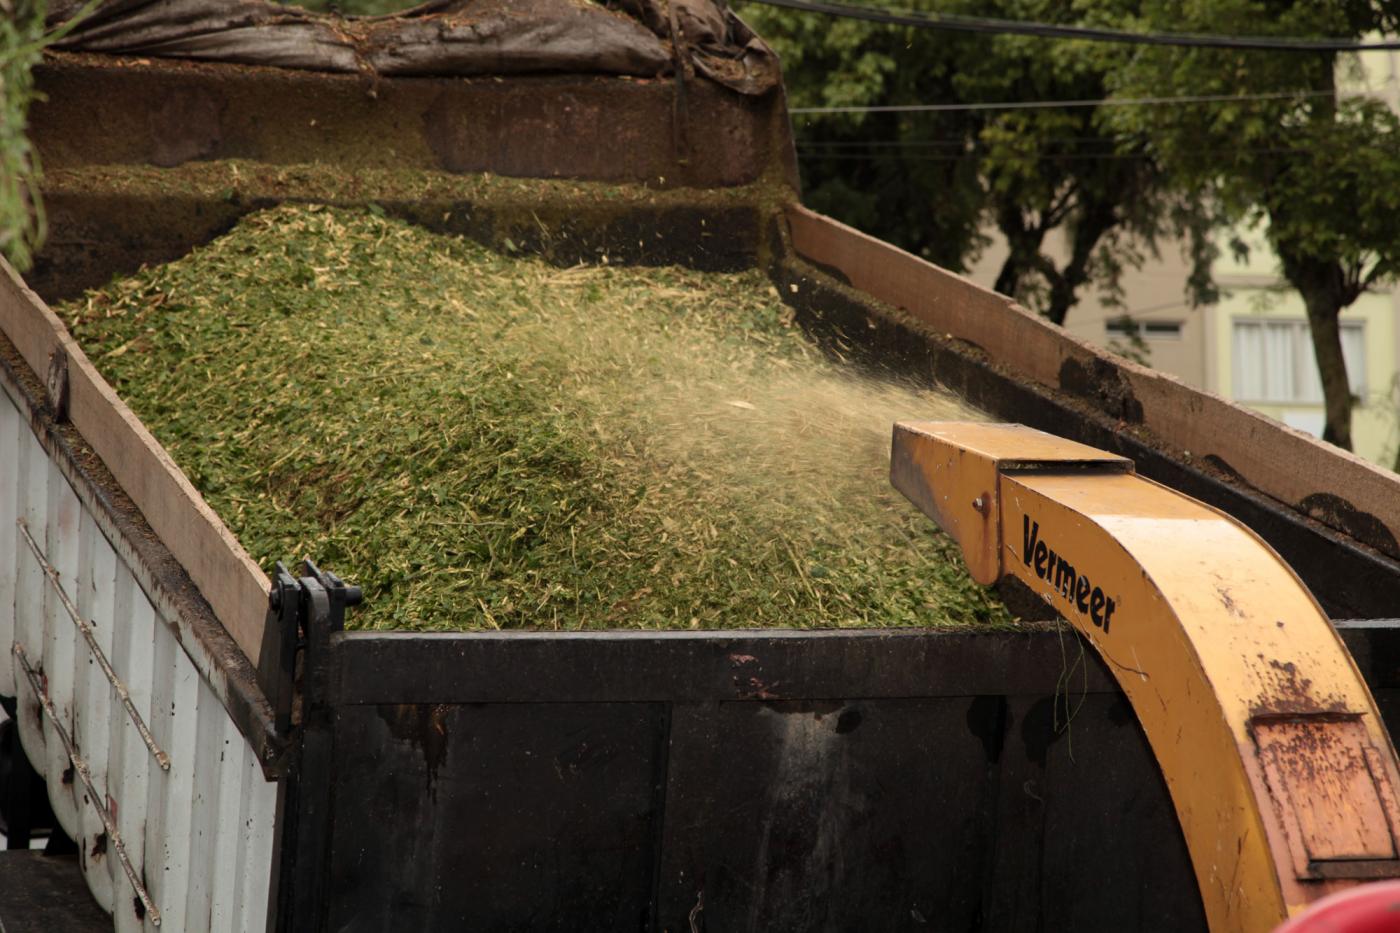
top-left (0, 387), bottom-right (278, 933)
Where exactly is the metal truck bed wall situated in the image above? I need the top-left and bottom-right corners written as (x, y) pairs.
top-left (6, 50), bottom-right (1400, 932)
top-left (285, 628), bottom-right (1210, 931)
top-left (282, 622), bottom-right (1400, 932)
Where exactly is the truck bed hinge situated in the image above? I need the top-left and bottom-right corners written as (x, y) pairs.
top-left (256, 559), bottom-right (362, 736)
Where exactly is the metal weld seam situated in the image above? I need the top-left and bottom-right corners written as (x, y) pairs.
top-left (16, 518), bottom-right (172, 771)
top-left (14, 642), bottom-right (163, 927)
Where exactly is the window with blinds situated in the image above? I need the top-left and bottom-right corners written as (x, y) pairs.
top-left (1231, 319), bottom-right (1366, 404)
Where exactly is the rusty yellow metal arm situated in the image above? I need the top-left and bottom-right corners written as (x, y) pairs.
top-left (892, 422), bottom-right (1400, 933)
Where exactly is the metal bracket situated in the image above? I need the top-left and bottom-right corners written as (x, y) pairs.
top-left (256, 560), bottom-right (362, 736)
top-left (267, 560), bottom-right (361, 932)
top-left (45, 349), bottom-right (69, 423)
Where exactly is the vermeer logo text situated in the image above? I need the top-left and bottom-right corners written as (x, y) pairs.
top-left (1021, 515), bottom-right (1117, 632)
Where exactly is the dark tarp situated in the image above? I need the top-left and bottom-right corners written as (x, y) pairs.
top-left (45, 0), bottom-right (780, 95)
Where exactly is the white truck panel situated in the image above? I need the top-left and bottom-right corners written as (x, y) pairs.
top-left (1, 385), bottom-right (278, 933)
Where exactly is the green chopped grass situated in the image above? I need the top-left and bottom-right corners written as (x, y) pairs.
top-left (55, 205), bottom-right (1013, 632)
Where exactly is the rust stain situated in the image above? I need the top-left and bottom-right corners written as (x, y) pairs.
top-left (380, 703), bottom-right (453, 797)
top-left (742, 676), bottom-right (782, 700)
top-left (1253, 718), bottom-right (1398, 873)
top-left (1249, 656), bottom-right (1349, 719)
top-left (1217, 585), bottom-right (1243, 619)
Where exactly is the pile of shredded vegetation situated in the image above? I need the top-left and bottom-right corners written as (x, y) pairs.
top-left (55, 205), bottom-right (1014, 632)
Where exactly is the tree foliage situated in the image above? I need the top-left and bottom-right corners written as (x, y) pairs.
top-left (1, 0), bottom-right (52, 273)
top-left (737, 0), bottom-right (1218, 324)
top-left (0, 0), bottom-right (101, 272)
top-left (1109, 0), bottom-right (1400, 450)
top-left (737, 0), bottom-right (987, 271)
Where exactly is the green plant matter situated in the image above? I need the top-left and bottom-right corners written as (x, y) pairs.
top-left (1109, 1), bottom-right (1400, 451)
top-left (735, 0), bottom-right (1217, 325)
top-left (737, 0), bottom-right (987, 272)
top-left (1, 0), bottom-right (50, 272)
top-left (56, 205), bottom-right (1013, 632)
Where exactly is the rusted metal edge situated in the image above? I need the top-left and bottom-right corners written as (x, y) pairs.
top-left (0, 332), bottom-right (286, 777)
top-left (14, 642), bottom-right (162, 926)
top-left (16, 517), bottom-right (172, 772)
top-left (324, 627), bottom-right (1105, 706)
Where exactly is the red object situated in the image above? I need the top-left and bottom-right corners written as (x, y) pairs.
top-left (1275, 882), bottom-right (1400, 933)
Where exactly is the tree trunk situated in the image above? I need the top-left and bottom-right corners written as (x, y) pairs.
top-left (1304, 293), bottom-right (1354, 451)
top-left (993, 251), bottom-right (1027, 299)
top-left (1042, 196), bottom-right (1117, 326)
top-left (1275, 56), bottom-right (1354, 451)
top-left (993, 199), bottom-right (1115, 327)
top-left (1281, 251), bottom-right (1354, 451)
top-left (992, 202), bottom-right (1043, 303)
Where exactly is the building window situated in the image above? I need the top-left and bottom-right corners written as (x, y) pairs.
top-left (1106, 319), bottom-right (1183, 339)
top-left (1231, 319), bottom-right (1366, 404)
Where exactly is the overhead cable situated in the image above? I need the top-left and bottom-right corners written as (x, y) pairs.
top-left (745, 0), bottom-right (1400, 52)
top-left (790, 89), bottom-right (1340, 115)
top-left (795, 149), bottom-right (1297, 161)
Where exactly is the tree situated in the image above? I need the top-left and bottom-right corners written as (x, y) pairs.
top-left (1109, 0), bottom-right (1400, 450)
top-left (736, 1), bottom-right (988, 271)
top-left (970, 25), bottom-right (1222, 325)
top-left (736, 0), bottom-right (1216, 324)
top-left (1, 0), bottom-right (51, 272)
top-left (1, 0), bottom-right (98, 272)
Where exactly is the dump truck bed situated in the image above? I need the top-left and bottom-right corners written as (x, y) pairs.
top-left (4, 46), bottom-right (1400, 933)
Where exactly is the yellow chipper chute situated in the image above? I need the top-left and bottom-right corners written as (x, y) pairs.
top-left (891, 422), bottom-right (1400, 933)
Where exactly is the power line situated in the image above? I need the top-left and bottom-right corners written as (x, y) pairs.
top-left (1072, 301), bottom-right (1192, 328)
top-left (790, 89), bottom-right (1339, 115)
top-left (795, 148), bottom-right (1297, 161)
top-left (744, 0), bottom-right (1400, 51)
top-left (795, 136), bottom-right (1119, 146)
top-left (795, 137), bottom-right (1286, 151)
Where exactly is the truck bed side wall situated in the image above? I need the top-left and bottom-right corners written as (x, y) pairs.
top-left (0, 340), bottom-right (280, 933)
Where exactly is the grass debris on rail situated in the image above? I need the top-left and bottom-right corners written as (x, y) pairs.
top-left (56, 205), bottom-right (1013, 632)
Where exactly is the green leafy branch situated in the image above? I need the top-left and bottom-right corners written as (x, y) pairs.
top-left (1, 0), bottom-right (100, 272)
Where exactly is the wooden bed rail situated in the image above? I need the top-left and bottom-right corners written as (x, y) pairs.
top-left (785, 204), bottom-right (1400, 566)
top-left (0, 258), bottom-right (269, 666)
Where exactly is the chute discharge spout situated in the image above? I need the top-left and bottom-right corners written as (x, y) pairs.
top-left (891, 421), bottom-right (1400, 933)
